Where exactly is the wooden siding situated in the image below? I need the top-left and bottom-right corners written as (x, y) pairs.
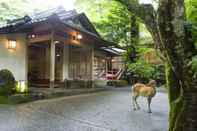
top-left (68, 45), bottom-right (92, 80)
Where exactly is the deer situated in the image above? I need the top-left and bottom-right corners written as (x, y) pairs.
top-left (132, 80), bottom-right (157, 113)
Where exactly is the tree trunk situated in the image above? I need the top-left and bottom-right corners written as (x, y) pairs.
top-left (166, 59), bottom-right (197, 131)
top-left (159, 0), bottom-right (197, 130)
top-left (165, 63), bottom-right (184, 131)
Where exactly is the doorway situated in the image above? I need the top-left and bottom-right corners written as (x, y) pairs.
top-left (28, 41), bottom-right (64, 87)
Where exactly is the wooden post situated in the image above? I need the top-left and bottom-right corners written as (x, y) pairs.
top-left (91, 46), bottom-right (95, 88)
top-left (62, 44), bottom-right (69, 88)
top-left (25, 34), bottom-right (28, 82)
top-left (105, 58), bottom-right (108, 80)
top-left (49, 31), bottom-right (55, 88)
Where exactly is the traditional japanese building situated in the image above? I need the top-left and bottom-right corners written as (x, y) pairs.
top-left (0, 7), bottom-right (123, 88)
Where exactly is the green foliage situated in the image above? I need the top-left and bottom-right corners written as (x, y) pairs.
top-left (123, 47), bottom-right (134, 62)
top-left (75, 0), bottom-right (139, 47)
top-left (0, 0), bottom-right (30, 24)
top-left (186, 0), bottom-right (197, 24)
top-left (0, 69), bottom-right (15, 96)
top-left (186, 0), bottom-right (197, 48)
top-left (8, 94), bottom-right (32, 104)
top-left (127, 61), bottom-right (165, 83)
top-left (0, 96), bottom-right (12, 104)
top-left (137, 47), bottom-right (153, 55)
top-left (124, 46), bottom-right (164, 83)
top-left (192, 56), bottom-right (197, 78)
top-left (127, 60), bottom-right (156, 79)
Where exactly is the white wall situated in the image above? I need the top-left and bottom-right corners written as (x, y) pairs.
top-left (0, 34), bottom-right (27, 81)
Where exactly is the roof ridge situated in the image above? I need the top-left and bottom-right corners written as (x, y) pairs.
top-left (30, 6), bottom-right (77, 18)
top-left (5, 6), bottom-right (77, 25)
top-left (30, 6), bottom-right (64, 17)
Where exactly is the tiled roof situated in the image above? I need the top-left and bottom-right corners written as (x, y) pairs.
top-left (30, 7), bottom-right (77, 23)
top-left (0, 6), bottom-right (98, 37)
top-left (0, 6), bottom-right (76, 27)
top-left (100, 47), bottom-right (124, 56)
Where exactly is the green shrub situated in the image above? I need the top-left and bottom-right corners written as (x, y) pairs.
top-left (126, 60), bottom-right (165, 84)
top-left (0, 96), bottom-right (12, 104)
top-left (192, 56), bottom-right (197, 78)
top-left (0, 69), bottom-right (15, 96)
top-left (127, 60), bottom-right (156, 79)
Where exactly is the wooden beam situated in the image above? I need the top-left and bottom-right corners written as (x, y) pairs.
top-left (28, 35), bottom-right (51, 43)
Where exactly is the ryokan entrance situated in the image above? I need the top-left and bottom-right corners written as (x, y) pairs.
top-left (28, 41), bottom-right (64, 87)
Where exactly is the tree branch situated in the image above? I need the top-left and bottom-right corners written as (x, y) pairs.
top-left (115, 0), bottom-right (167, 61)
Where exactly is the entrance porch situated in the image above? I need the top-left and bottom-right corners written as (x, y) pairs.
top-left (28, 40), bottom-right (94, 88)
top-left (27, 23), bottom-right (95, 88)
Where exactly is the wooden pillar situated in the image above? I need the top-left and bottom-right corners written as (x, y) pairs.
top-left (105, 58), bottom-right (108, 80)
top-left (25, 35), bottom-right (28, 82)
top-left (91, 46), bottom-right (95, 88)
top-left (62, 44), bottom-right (69, 81)
top-left (108, 57), bottom-right (112, 71)
top-left (49, 32), bottom-right (55, 88)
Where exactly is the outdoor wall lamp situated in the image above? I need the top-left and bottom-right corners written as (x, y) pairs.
top-left (54, 41), bottom-right (60, 44)
top-left (102, 59), bottom-right (106, 63)
top-left (8, 39), bottom-right (17, 50)
top-left (112, 59), bottom-right (115, 62)
top-left (77, 34), bottom-right (83, 40)
top-left (16, 80), bottom-right (28, 93)
top-left (28, 34), bottom-right (36, 39)
top-left (31, 34), bottom-right (36, 38)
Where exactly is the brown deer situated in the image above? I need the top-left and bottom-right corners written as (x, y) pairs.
top-left (132, 80), bottom-right (157, 113)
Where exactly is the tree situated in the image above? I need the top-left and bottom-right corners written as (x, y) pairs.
top-left (0, 0), bottom-right (30, 24)
top-left (114, 0), bottom-right (197, 131)
top-left (75, 0), bottom-right (139, 47)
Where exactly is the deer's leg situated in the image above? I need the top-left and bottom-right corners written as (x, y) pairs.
top-left (135, 95), bottom-right (140, 110)
top-left (147, 97), bottom-right (152, 113)
top-left (133, 93), bottom-right (140, 110)
top-left (132, 95), bottom-right (137, 110)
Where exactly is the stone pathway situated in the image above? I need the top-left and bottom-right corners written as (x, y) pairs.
top-left (0, 88), bottom-right (169, 131)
